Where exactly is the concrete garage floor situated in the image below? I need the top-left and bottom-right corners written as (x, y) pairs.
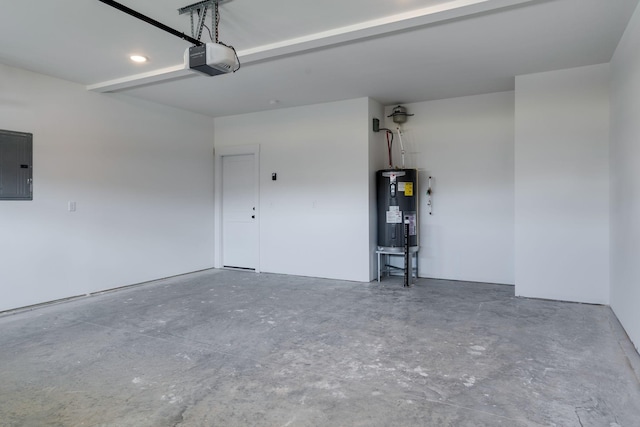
top-left (1, 270), bottom-right (639, 427)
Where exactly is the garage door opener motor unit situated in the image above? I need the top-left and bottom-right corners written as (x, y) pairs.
top-left (186, 43), bottom-right (237, 76)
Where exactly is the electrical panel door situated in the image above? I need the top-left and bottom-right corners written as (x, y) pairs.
top-left (0, 129), bottom-right (33, 200)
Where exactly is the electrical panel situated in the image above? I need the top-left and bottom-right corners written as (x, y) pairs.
top-left (0, 129), bottom-right (33, 200)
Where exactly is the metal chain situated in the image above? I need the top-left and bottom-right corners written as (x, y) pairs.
top-left (190, 10), bottom-right (195, 38)
top-left (215, 2), bottom-right (219, 43)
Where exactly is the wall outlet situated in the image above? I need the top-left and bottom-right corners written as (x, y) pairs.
top-left (68, 201), bottom-right (76, 212)
top-left (373, 118), bottom-right (380, 132)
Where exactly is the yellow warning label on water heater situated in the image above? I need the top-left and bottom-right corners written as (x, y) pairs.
top-left (404, 182), bottom-right (413, 196)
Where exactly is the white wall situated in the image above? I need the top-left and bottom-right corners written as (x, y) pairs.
top-left (514, 64), bottom-right (610, 304)
top-left (368, 99), bottom-right (387, 280)
top-left (214, 98), bottom-right (373, 282)
top-left (610, 2), bottom-right (640, 350)
top-left (0, 63), bottom-right (216, 311)
top-left (383, 93), bottom-right (515, 284)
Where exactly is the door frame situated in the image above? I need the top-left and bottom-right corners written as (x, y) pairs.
top-left (214, 144), bottom-right (260, 271)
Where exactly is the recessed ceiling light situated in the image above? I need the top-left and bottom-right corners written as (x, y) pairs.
top-left (130, 55), bottom-right (148, 63)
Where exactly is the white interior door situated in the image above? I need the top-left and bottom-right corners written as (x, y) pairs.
top-left (222, 154), bottom-right (257, 269)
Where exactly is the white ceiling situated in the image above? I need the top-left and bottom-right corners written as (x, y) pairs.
top-left (0, 0), bottom-right (638, 117)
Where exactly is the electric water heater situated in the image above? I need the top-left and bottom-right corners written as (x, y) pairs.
top-left (376, 169), bottom-right (418, 251)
